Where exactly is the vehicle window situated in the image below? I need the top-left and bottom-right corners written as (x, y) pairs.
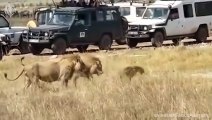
top-left (91, 11), bottom-right (96, 21)
top-left (38, 12), bottom-right (46, 25)
top-left (143, 8), bottom-right (168, 19)
top-left (111, 10), bottom-right (119, 20)
top-left (169, 8), bottom-right (179, 20)
top-left (183, 4), bottom-right (193, 18)
top-left (195, 1), bottom-right (212, 16)
top-left (78, 13), bottom-right (90, 26)
top-left (119, 7), bottom-right (130, 16)
top-left (96, 10), bottom-right (104, 21)
top-left (0, 16), bottom-right (9, 28)
top-left (48, 13), bottom-right (75, 26)
top-left (46, 12), bottom-right (53, 23)
top-left (136, 7), bottom-right (146, 17)
top-left (106, 10), bottom-right (114, 21)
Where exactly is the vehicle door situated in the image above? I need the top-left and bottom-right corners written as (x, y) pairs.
top-left (104, 9), bottom-right (122, 39)
top-left (84, 10), bottom-right (102, 43)
top-left (180, 3), bottom-right (197, 35)
top-left (71, 12), bottom-right (92, 44)
top-left (0, 16), bottom-right (16, 43)
top-left (165, 8), bottom-right (181, 36)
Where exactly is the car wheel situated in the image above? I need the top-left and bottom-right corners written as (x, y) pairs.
top-left (29, 44), bottom-right (43, 55)
top-left (121, 16), bottom-right (128, 33)
top-left (51, 38), bottom-right (66, 55)
top-left (196, 26), bottom-right (208, 43)
top-left (19, 41), bottom-right (30, 54)
top-left (98, 34), bottom-right (112, 50)
top-left (115, 39), bottom-right (126, 45)
top-left (76, 45), bottom-right (89, 53)
top-left (151, 31), bottom-right (164, 47)
top-left (127, 38), bottom-right (138, 48)
top-left (172, 39), bottom-right (180, 46)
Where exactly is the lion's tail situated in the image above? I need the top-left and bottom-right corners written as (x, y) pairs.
top-left (4, 69), bottom-right (25, 81)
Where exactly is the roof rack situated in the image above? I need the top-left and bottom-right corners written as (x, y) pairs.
top-left (130, 1), bottom-right (147, 6)
top-left (110, 1), bottom-right (147, 6)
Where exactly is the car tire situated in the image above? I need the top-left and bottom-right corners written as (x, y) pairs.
top-left (195, 26), bottom-right (208, 43)
top-left (172, 39), bottom-right (180, 46)
top-left (19, 41), bottom-right (30, 54)
top-left (98, 34), bottom-right (112, 50)
top-left (51, 38), bottom-right (66, 55)
top-left (127, 38), bottom-right (138, 48)
top-left (115, 39), bottom-right (126, 45)
top-left (29, 44), bottom-right (43, 55)
top-left (151, 31), bottom-right (164, 47)
top-left (121, 16), bottom-right (128, 33)
top-left (76, 45), bottom-right (89, 53)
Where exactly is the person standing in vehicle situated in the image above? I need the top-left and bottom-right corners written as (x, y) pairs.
top-left (68, 0), bottom-right (77, 7)
top-left (77, 0), bottom-right (87, 7)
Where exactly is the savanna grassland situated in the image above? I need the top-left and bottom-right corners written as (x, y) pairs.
top-left (8, 17), bottom-right (31, 26)
top-left (0, 45), bottom-right (211, 120)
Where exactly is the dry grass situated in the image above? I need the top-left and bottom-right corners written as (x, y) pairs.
top-left (0, 46), bottom-right (211, 120)
top-left (8, 17), bottom-right (32, 26)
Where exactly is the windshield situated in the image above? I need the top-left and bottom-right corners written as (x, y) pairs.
top-left (38, 12), bottom-right (53, 25)
top-left (0, 16), bottom-right (9, 28)
top-left (119, 7), bottom-right (130, 16)
top-left (48, 13), bottom-right (75, 26)
top-left (136, 7), bottom-right (146, 17)
top-left (143, 8), bottom-right (169, 19)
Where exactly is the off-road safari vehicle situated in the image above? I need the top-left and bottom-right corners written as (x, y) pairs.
top-left (127, 0), bottom-right (212, 48)
top-left (0, 14), bottom-right (29, 54)
top-left (23, 6), bottom-right (128, 55)
top-left (27, 5), bottom-right (128, 45)
top-left (107, 2), bottom-right (146, 45)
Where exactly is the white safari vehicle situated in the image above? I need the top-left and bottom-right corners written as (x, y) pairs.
top-left (107, 2), bottom-right (146, 45)
top-left (108, 2), bottom-right (146, 23)
top-left (127, 0), bottom-right (212, 48)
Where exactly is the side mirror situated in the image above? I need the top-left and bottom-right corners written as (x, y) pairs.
top-left (168, 15), bottom-right (173, 21)
top-left (169, 14), bottom-right (179, 21)
top-left (74, 20), bottom-right (84, 26)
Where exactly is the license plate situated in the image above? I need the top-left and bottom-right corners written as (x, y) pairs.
top-left (128, 31), bottom-right (138, 35)
top-left (29, 39), bottom-right (39, 43)
top-left (140, 34), bottom-right (149, 37)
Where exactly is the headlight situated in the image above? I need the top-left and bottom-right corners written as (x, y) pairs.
top-left (23, 30), bottom-right (28, 34)
top-left (45, 32), bottom-right (49, 37)
top-left (144, 26), bottom-right (148, 31)
top-left (143, 25), bottom-right (152, 31)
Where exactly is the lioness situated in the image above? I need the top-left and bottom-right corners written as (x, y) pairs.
top-left (4, 54), bottom-right (83, 88)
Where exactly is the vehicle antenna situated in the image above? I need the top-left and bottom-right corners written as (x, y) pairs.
top-left (51, 0), bottom-right (58, 8)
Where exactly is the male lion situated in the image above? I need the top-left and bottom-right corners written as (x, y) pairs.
top-left (71, 54), bottom-right (103, 86)
top-left (4, 54), bottom-right (83, 89)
